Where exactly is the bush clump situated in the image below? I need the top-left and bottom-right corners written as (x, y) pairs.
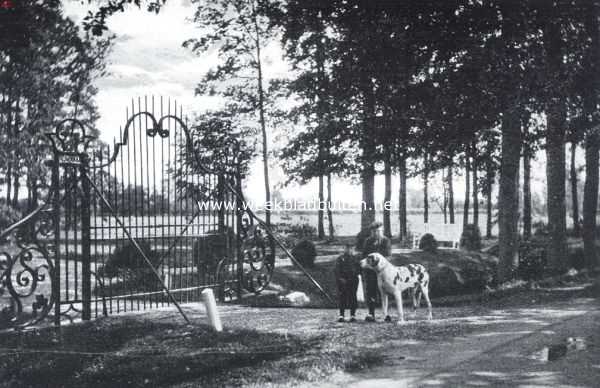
top-left (532, 221), bottom-right (549, 236)
top-left (419, 233), bottom-right (438, 253)
top-left (291, 239), bottom-right (317, 268)
top-left (568, 247), bottom-right (585, 270)
top-left (518, 240), bottom-right (546, 281)
top-left (193, 229), bottom-right (235, 277)
top-left (0, 203), bottom-right (22, 230)
top-left (460, 224), bottom-right (482, 251)
top-left (100, 240), bottom-right (160, 280)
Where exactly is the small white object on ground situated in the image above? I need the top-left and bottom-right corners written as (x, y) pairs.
top-left (566, 268), bottom-right (578, 277)
top-left (279, 291), bottom-right (310, 305)
top-left (201, 288), bottom-right (222, 332)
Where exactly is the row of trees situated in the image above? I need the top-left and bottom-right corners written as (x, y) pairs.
top-left (178, 0), bottom-right (600, 281)
top-left (0, 0), bottom-right (111, 215)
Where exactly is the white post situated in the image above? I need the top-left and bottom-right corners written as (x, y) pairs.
top-left (201, 288), bottom-right (222, 332)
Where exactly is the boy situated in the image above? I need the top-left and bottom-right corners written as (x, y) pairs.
top-left (361, 221), bottom-right (391, 322)
top-left (334, 243), bottom-right (360, 322)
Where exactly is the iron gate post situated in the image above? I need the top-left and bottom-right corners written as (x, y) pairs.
top-left (80, 154), bottom-right (92, 320)
top-left (235, 173), bottom-right (243, 299)
top-left (51, 154), bottom-right (61, 327)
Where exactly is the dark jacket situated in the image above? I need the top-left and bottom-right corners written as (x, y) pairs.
top-left (361, 235), bottom-right (391, 258)
top-left (334, 253), bottom-right (360, 284)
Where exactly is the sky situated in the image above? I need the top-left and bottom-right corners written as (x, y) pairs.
top-left (61, 1), bottom-right (550, 208)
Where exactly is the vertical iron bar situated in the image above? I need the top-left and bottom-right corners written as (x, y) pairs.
top-left (51, 155), bottom-right (61, 327)
top-left (137, 96), bottom-right (143, 311)
top-left (81, 154), bottom-right (92, 320)
top-left (163, 96), bottom-right (169, 307)
top-left (236, 170), bottom-right (243, 298)
top-left (145, 96), bottom-right (151, 309)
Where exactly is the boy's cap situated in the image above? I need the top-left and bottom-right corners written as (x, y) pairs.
top-left (368, 221), bottom-right (383, 230)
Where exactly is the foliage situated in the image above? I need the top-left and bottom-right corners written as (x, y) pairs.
top-left (518, 240), bottom-right (547, 281)
top-left (183, 0), bottom-right (280, 224)
top-left (533, 221), bottom-right (549, 236)
top-left (0, 202), bottom-right (21, 231)
top-left (419, 233), bottom-right (438, 253)
top-left (192, 228), bottom-right (235, 277)
top-left (290, 239), bottom-right (317, 268)
top-left (99, 240), bottom-right (160, 283)
top-left (286, 223), bottom-right (316, 240)
top-left (0, 0), bottom-right (111, 214)
top-left (460, 224), bottom-right (482, 251)
top-left (568, 247), bottom-right (586, 271)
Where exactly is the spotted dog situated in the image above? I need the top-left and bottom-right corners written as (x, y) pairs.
top-left (360, 252), bottom-right (432, 323)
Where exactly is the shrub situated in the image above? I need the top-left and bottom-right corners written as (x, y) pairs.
top-left (568, 247), bottom-right (585, 270)
top-left (460, 224), bottom-right (482, 251)
top-left (518, 240), bottom-right (546, 281)
top-left (291, 239), bottom-right (317, 268)
top-left (419, 233), bottom-right (438, 253)
top-left (100, 240), bottom-right (159, 280)
top-left (532, 221), bottom-right (549, 236)
top-left (287, 223), bottom-right (316, 240)
top-left (275, 222), bottom-right (316, 250)
top-left (193, 228), bottom-right (235, 277)
top-left (0, 203), bottom-right (22, 231)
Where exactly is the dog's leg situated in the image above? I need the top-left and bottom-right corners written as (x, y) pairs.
top-left (420, 281), bottom-right (432, 320)
top-left (381, 286), bottom-right (390, 321)
top-left (411, 287), bottom-right (418, 312)
top-left (416, 287), bottom-right (422, 307)
top-left (395, 290), bottom-right (405, 324)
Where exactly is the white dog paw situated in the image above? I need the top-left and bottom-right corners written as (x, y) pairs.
top-left (396, 320), bottom-right (407, 325)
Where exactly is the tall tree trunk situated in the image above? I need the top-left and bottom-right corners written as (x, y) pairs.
top-left (486, 166), bottom-right (493, 238)
top-left (31, 178), bottom-right (38, 209)
top-left (12, 174), bottom-right (19, 208)
top-left (463, 155), bottom-right (470, 230)
top-left (582, 1), bottom-right (600, 270)
top-left (360, 80), bottom-right (376, 230)
top-left (398, 157), bottom-right (407, 241)
top-left (361, 166), bottom-right (376, 230)
top-left (583, 131), bottom-right (599, 269)
top-left (253, 13), bottom-right (271, 227)
top-left (5, 162), bottom-right (11, 204)
top-left (448, 165), bottom-right (455, 224)
top-left (318, 175), bottom-right (325, 239)
top-left (442, 169), bottom-right (448, 224)
top-left (523, 151), bottom-right (532, 240)
top-left (383, 158), bottom-right (392, 237)
top-left (497, 112), bottom-right (522, 283)
top-left (423, 156), bottom-right (429, 224)
top-left (544, 16), bottom-right (568, 273)
top-left (570, 141), bottom-right (580, 235)
top-left (327, 173), bottom-right (334, 240)
top-left (472, 145), bottom-right (479, 229)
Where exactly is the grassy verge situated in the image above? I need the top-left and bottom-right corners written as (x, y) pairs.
top-left (0, 312), bottom-right (473, 388)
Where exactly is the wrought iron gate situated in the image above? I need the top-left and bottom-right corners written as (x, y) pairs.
top-left (0, 98), bottom-right (278, 329)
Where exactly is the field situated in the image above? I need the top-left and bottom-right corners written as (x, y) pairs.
top-left (269, 210), bottom-right (496, 237)
top-left (88, 210), bottom-right (495, 239)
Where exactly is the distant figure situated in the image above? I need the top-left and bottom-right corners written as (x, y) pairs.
top-left (334, 243), bottom-right (360, 322)
top-left (361, 221), bottom-right (391, 322)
